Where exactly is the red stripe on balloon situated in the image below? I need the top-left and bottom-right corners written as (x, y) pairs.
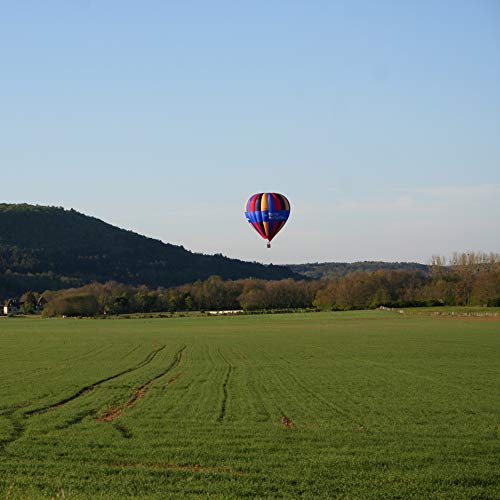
top-left (268, 221), bottom-right (278, 240)
top-left (252, 221), bottom-right (267, 239)
top-left (271, 192), bottom-right (282, 210)
top-left (249, 194), bottom-right (258, 211)
top-left (269, 221), bottom-right (286, 241)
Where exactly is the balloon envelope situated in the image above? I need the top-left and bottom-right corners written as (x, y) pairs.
top-left (244, 193), bottom-right (290, 243)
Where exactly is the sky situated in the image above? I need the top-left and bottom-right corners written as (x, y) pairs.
top-left (1, 0), bottom-right (499, 264)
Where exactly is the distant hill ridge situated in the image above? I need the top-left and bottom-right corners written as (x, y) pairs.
top-left (288, 261), bottom-right (428, 279)
top-left (0, 203), bottom-right (296, 298)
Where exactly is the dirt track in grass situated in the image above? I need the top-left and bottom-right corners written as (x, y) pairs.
top-left (98, 346), bottom-right (185, 422)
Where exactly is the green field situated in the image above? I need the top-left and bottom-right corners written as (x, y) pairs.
top-left (0, 312), bottom-right (499, 498)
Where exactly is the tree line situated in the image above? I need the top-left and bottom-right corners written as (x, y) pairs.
top-left (26, 252), bottom-right (499, 317)
top-left (314, 252), bottom-right (500, 310)
top-left (39, 277), bottom-right (320, 317)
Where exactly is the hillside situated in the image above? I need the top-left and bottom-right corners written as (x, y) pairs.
top-left (288, 261), bottom-right (429, 279)
top-left (0, 204), bottom-right (296, 298)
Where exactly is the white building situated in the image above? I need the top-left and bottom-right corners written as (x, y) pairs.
top-left (3, 299), bottom-right (23, 315)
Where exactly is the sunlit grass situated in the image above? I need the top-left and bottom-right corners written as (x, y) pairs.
top-left (0, 312), bottom-right (499, 498)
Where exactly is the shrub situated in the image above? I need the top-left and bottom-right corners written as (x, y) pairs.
top-left (42, 293), bottom-right (100, 317)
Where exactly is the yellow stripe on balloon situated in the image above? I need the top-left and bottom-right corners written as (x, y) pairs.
top-left (263, 221), bottom-right (269, 237)
top-left (261, 193), bottom-right (269, 211)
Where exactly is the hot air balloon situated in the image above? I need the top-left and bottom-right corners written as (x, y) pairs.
top-left (244, 192), bottom-right (290, 248)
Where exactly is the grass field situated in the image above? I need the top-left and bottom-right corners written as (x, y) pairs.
top-left (0, 311), bottom-right (499, 498)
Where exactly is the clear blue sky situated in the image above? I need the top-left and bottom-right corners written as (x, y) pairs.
top-left (1, 1), bottom-right (499, 264)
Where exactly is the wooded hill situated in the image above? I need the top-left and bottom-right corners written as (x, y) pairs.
top-left (289, 261), bottom-right (429, 279)
top-left (0, 204), bottom-right (296, 299)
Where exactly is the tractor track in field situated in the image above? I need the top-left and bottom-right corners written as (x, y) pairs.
top-left (98, 346), bottom-right (186, 423)
top-left (216, 350), bottom-right (233, 423)
top-left (55, 409), bottom-right (96, 430)
top-left (276, 355), bottom-right (364, 429)
top-left (109, 461), bottom-right (244, 475)
top-left (0, 346), bottom-right (167, 453)
top-left (245, 363), bottom-right (272, 422)
top-left (113, 422), bottom-right (133, 439)
top-left (121, 343), bottom-right (142, 359)
top-left (0, 401), bottom-right (32, 415)
top-left (355, 358), bottom-right (481, 396)
top-left (26, 345), bottom-right (166, 416)
top-left (2, 345), bottom-right (116, 382)
top-left (62, 343), bottom-right (113, 364)
top-left (0, 408), bottom-right (26, 454)
top-left (163, 371), bottom-right (184, 388)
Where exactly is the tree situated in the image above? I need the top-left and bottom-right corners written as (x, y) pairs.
top-left (238, 280), bottom-right (268, 311)
top-left (42, 294), bottom-right (100, 317)
top-left (20, 290), bottom-right (37, 314)
top-left (313, 280), bottom-right (337, 310)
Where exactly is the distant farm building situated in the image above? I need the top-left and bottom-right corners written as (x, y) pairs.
top-left (3, 299), bottom-right (23, 315)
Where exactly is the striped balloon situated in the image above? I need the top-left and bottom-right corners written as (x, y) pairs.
top-left (244, 193), bottom-right (290, 247)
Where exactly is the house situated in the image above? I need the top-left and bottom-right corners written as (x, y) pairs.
top-left (3, 299), bottom-right (24, 315)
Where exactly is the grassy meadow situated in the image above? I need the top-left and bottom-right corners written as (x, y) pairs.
top-left (0, 311), bottom-right (499, 498)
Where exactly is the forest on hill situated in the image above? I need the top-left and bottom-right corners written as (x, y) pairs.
top-left (0, 204), bottom-right (295, 299)
top-left (288, 261), bottom-right (429, 279)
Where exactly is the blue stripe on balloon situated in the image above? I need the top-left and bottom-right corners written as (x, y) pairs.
top-left (268, 210), bottom-right (289, 221)
top-left (268, 192), bottom-right (275, 211)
